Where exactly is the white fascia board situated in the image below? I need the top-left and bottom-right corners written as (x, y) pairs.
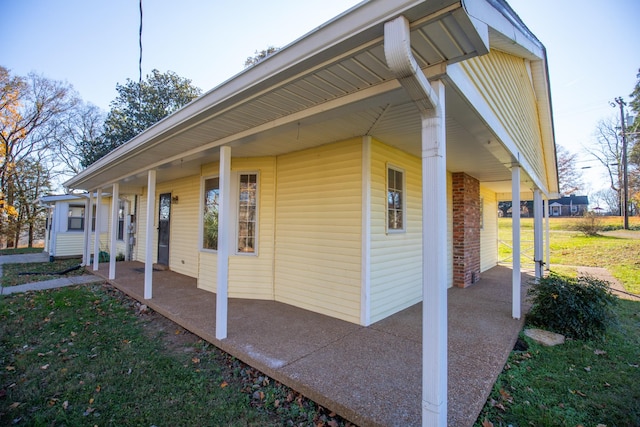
top-left (64, 0), bottom-right (454, 190)
top-left (462, 0), bottom-right (544, 60)
top-left (446, 63), bottom-right (550, 195)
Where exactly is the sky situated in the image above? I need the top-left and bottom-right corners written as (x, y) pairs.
top-left (2, 0), bottom-right (639, 197)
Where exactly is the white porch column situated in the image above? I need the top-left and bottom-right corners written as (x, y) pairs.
top-left (544, 198), bottom-right (550, 271)
top-left (216, 146), bottom-right (231, 340)
top-left (533, 189), bottom-right (544, 279)
top-left (109, 183), bottom-right (119, 280)
top-left (144, 170), bottom-right (156, 299)
top-left (93, 189), bottom-right (102, 271)
top-left (421, 80), bottom-right (447, 427)
top-left (82, 195), bottom-right (91, 266)
top-left (511, 165), bottom-right (521, 319)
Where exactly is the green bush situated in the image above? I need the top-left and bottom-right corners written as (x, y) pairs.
top-left (526, 273), bottom-right (617, 340)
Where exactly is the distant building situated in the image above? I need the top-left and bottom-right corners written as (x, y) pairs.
top-left (548, 195), bottom-right (589, 216)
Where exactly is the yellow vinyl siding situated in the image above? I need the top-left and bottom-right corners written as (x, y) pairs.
top-left (155, 176), bottom-right (200, 278)
top-left (369, 139), bottom-right (422, 324)
top-left (480, 185), bottom-right (498, 271)
top-left (135, 190), bottom-right (150, 263)
top-left (274, 139), bottom-right (362, 324)
top-left (460, 50), bottom-right (545, 181)
top-left (229, 157), bottom-right (276, 299)
top-left (198, 157), bottom-right (276, 300)
top-left (55, 233), bottom-right (84, 257)
top-left (447, 172), bottom-right (453, 288)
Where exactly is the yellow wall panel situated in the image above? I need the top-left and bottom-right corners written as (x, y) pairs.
top-left (480, 185), bottom-right (498, 272)
top-left (369, 139), bottom-right (423, 323)
top-left (274, 139), bottom-right (362, 324)
top-left (460, 50), bottom-right (546, 182)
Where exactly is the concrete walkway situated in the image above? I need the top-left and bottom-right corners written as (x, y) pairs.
top-left (91, 261), bottom-right (532, 426)
top-left (0, 252), bottom-right (103, 295)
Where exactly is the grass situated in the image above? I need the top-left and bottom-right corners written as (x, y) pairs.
top-left (0, 247), bottom-right (43, 256)
top-left (475, 299), bottom-right (640, 427)
top-left (0, 284), bottom-right (350, 426)
top-left (476, 217), bottom-right (640, 426)
top-left (1, 259), bottom-right (86, 288)
top-left (498, 217), bottom-right (640, 295)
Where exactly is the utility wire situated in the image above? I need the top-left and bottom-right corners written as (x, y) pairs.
top-left (138, 0), bottom-right (143, 87)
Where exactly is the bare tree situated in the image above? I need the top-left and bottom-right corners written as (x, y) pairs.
top-left (586, 117), bottom-right (624, 215)
top-left (556, 145), bottom-right (583, 195)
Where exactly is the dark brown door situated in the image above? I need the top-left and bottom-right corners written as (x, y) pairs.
top-left (157, 193), bottom-right (171, 266)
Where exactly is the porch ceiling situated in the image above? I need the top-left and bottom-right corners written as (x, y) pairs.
top-left (65, 0), bottom-right (528, 195)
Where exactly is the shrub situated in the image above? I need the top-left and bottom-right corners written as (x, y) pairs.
top-left (526, 273), bottom-right (617, 340)
top-left (573, 211), bottom-right (604, 236)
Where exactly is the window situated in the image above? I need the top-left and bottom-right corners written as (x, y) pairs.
top-left (237, 173), bottom-right (257, 253)
top-left (68, 205), bottom-right (85, 231)
top-left (117, 201), bottom-right (125, 240)
top-left (387, 166), bottom-right (404, 231)
top-left (202, 177), bottom-right (219, 250)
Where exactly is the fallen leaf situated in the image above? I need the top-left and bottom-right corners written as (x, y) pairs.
top-left (95, 385), bottom-right (101, 392)
top-left (70, 331), bottom-right (77, 337)
top-left (499, 388), bottom-right (513, 403)
top-left (482, 418), bottom-right (494, 427)
top-left (63, 401), bottom-right (69, 410)
top-left (37, 353), bottom-right (45, 357)
top-left (584, 366), bottom-right (591, 372)
top-left (603, 382), bottom-right (611, 387)
top-left (83, 407), bottom-right (95, 416)
top-left (89, 398), bottom-right (94, 404)
top-left (576, 390), bottom-right (587, 397)
top-left (9, 402), bottom-right (21, 409)
top-left (328, 420), bottom-right (339, 427)
top-left (40, 364), bottom-right (50, 370)
top-left (191, 357), bottom-right (200, 364)
top-left (594, 349), bottom-right (607, 355)
top-left (220, 381), bottom-right (228, 388)
top-left (6, 366), bottom-right (15, 371)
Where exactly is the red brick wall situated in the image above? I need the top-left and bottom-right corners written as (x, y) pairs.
top-left (452, 172), bottom-right (481, 288)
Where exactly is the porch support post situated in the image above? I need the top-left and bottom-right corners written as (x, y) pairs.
top-left (384, 15), bottom-right (447, 426)
top-left (82, 194), bottom-right (91, 266)
top-left (216, 146), bottom-right (231, 340)
top-left (420, 80), bottom-right (447, 427)
top-left (544, 198), bottom-right (550, 270)
top-left (511, 165), bottom-right (521, 319)
top-left (93, 189), bottom-right (102, 271)
top-left (533, 189), bottom-right (543, 279)
top-left (144, 170), bottom-right (156, 299)
top-left (109, 183), bottom-right (119, 280)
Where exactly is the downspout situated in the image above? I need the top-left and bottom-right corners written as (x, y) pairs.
top-left (384, 15), bottom-right (447, 427)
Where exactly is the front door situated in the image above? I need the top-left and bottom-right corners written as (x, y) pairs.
top-left (157, 193), bottom-right (171, 266)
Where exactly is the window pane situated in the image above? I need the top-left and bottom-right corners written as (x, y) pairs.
top-left (237, 174), bottom-right (257, 253)
top-left (203, 177), bottom-right (219, 250)
top-left (387, 167), bottom-right (404, 230)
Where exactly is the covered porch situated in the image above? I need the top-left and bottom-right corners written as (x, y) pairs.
top-left (93, 261), bottom-right (532, 427)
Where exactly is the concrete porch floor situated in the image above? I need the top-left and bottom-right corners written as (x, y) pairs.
top-left (93, 262), bottom-right (532, 427)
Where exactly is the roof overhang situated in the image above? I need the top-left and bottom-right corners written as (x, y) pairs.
top-left (65, 0), bottom-right (555, 198)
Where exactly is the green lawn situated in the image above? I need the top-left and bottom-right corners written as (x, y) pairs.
top-left (1, 259), bottom-right (86, 287)
top-left (498, 217), bottom-right (640, 294)
top-left (476, 218), bottom-right (640, 426)
top-left (0, 285), bottom-right (349, 426)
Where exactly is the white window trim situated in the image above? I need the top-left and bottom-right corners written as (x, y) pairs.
top-left (386, 163), bottom-right (406, 234)
top-left (199, 174), bottom-right (220, 253)
top-left (232, 170), bottom-right (259, 256)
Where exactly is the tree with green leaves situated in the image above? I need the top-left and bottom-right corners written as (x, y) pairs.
top-left (627, 68), bottom-right (639, 214)
top-left (244, 46), bottom-right (280, 68)
top-left (81, 69), bottom-right (201, 166)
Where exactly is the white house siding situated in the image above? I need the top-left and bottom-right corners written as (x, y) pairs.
top-left (369, 139), bottom-right (423, 324)
top-left (480, 185), bottom-right (498, 272)
top-left (274, 139), bottom-right (362, 324)
top-left (460, 50), bottom-right (546, 183)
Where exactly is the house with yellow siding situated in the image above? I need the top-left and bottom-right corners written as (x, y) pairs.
top-left (64, 0), bottom-right (557, 423)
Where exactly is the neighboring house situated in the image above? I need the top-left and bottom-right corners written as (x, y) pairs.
top-left (40, 193), bottom-right (132, 260)
top-left (548, 195), bottom-right (589, 216)
top-left (64, 0), bottom-right (558, 423)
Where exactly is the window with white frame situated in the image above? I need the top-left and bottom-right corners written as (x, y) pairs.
top-left (202, 177), bottom-right (219, 250)
top-left (237, 173), bottom-right (257, 253)
top-left (68, 205), bottom-right (85, 231)
top-left (387, 166), bottom-right (405, 231)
